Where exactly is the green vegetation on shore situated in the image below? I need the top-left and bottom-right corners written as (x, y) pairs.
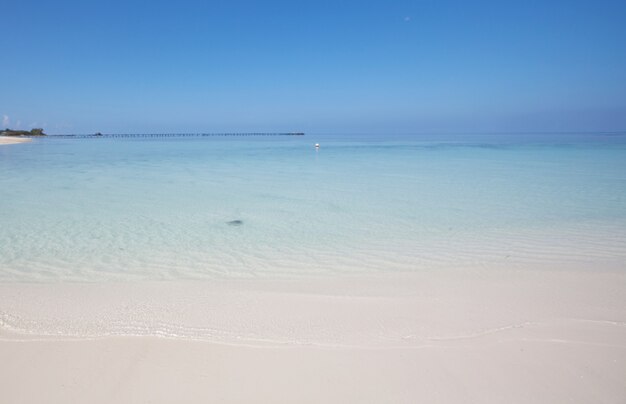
top-left (0, 128), bottom-right (46, 136)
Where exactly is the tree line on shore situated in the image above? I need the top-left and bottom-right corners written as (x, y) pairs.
top-left (0, 128), bottom-right (46, 136)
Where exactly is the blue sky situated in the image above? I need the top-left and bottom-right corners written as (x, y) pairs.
top-left (2, 0), bottom-right (625, 134)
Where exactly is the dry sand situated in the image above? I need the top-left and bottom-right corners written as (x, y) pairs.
top-left (0, 136), bottom-right (32, 145)
top-left (1, 269), bottom-right (625, 403)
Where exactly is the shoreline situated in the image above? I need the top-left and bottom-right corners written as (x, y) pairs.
top-left (2, 269), bottom-right (624, 345)
top-left (1, 269), bottom-right (625, 403)
top-left (0, 136), bottom-right (33, 145)
top-left (2, 327), bottom-right (624, 404)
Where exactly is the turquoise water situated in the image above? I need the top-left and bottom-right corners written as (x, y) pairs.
top-left (1, 133), bottom-right (626, 281)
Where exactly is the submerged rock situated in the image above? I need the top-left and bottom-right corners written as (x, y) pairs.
top-left (226, 220), bottom-right (243, 226)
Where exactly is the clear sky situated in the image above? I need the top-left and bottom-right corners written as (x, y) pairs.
top-left (2, 0), bottom-right (625, 134)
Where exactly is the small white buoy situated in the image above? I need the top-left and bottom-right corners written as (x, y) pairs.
top-left (315, 143), bottom-right (320, 149)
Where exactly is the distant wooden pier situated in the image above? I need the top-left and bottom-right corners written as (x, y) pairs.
top-left (40, 132), bottom-right (305, 139)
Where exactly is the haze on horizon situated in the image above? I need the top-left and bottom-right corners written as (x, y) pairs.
top-left (2, 0), bottom-right (625, 135)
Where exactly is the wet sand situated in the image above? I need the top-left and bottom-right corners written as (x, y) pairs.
top-left (1, 269), bottom-right (625, 403)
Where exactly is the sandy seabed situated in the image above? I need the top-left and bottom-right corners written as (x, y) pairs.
top-left (1, 268), bottom-right (625, 403)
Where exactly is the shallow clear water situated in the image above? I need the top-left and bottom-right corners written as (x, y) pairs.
top-left (1, 133), bottom-right (626, 282)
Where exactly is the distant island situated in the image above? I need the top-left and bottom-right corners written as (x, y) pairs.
top-left (0, 128), bottom-right (46, 136)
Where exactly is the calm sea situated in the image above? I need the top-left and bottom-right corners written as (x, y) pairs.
top-left (1, 133), bottom-right (625, 282)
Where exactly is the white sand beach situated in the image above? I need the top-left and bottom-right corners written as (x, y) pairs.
top-left (4, 0), bottom-right (625, 401)
top-left (1, 269), bottom-right (625, 403)
top-left (0, 136), bottom-right (32, 145)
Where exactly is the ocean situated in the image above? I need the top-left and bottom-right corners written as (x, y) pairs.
top-left (1, 133), bottom-right (625, 282)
